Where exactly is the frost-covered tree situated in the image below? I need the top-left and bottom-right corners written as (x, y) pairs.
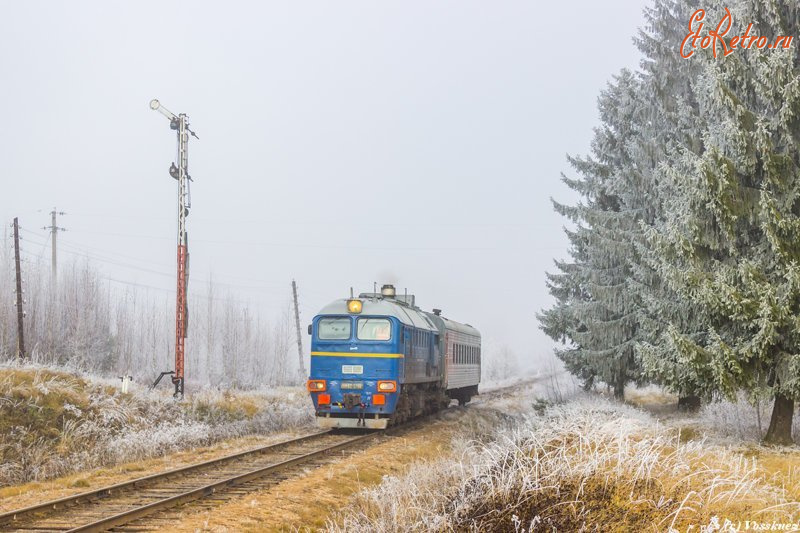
top-left (0, 234), bottom-right (302, 390)
top-left (629, 0), bottom-right (710, 409)
top-left (648, 1), bottom-right (800, 444)
top-left (483, 345), bottom-right (520, 382)
top-left (540, 70), bottom-right (650, 399)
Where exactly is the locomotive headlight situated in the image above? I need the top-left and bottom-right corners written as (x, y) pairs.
top-left (306, 379), bottom-right (327, 392)
top-left (377, 380), bottom-right (397, 392)
top-left (347, 299), bottom-right (363, 314)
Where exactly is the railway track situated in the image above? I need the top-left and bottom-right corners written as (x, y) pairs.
top-left (0, 430), bottom-right (377, 532)
top-left (0, 376), bottom-right (548, 532)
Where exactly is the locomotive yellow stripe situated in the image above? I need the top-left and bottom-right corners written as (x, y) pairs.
top-left (310, 351), bottom-right (404, 358)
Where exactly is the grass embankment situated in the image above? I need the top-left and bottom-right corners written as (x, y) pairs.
top-left (0, 365), bottom-right (311, 487)
top-left (329, 398), bottom-right (800, 532)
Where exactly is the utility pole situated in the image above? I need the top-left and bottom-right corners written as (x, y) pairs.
top-left (150, 99), bottom-right (198, 399)
top-left (291, 279), bottom-right (307, 379)
top-left (12, 218), bottom-right (26, 359)
top-left (43, 208), bottom-right (66, 286)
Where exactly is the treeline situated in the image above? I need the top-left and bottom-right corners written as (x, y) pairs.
top-left (0, 233), bottom-right (527, 392)
top-left (0, 240), bottom-right (300, 389)
top-left (539, 0), bottom-right (800, 444)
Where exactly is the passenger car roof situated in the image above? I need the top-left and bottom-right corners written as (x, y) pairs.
top-left (432, 315), bottom-right (481, 338)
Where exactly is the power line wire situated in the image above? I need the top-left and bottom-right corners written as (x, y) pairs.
top-left (21, 228), bottom-right (295, 292)
top-left (59, 227), bottom-right (506, 251)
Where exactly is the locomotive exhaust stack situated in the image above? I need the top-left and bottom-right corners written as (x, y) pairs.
top-left (381, 284), bottom-right (396, 298)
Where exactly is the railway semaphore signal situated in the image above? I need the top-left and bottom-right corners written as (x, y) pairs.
top-left (149, 99), bottom-right (197, 399)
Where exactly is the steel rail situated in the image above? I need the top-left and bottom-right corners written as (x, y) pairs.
top-left (0, 430), bottom-right (331, 528)
top-left (66, 433), bottom-right (375, 533)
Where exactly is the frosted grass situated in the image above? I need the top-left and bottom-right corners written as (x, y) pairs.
top-left (328, 397), bottom-right (798, 532)
top-left (0, 362), bottom-right (313, 486)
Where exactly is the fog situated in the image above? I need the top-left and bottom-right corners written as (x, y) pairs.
top-left (1, 1), bottom-right (648, 371)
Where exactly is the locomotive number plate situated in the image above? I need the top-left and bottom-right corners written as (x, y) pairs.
top-left (342, 365), bottom-right (363, 374)
top-left (340, 381), bottom-right (364, 390)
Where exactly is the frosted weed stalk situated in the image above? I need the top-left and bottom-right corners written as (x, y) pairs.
top-left (328, 397), bottom-right (798, 532)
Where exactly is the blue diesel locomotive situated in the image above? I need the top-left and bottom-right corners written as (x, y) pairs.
top-left (307, 284), bottom-right (481, 429)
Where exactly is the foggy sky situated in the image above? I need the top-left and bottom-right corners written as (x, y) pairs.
top-left (1, 1), bottom-right (649, 369)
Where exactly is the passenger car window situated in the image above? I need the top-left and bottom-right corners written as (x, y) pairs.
top-left (357, 318), bottom-right (392, 341)
top-left (318, 317), bottom-right (351, 340)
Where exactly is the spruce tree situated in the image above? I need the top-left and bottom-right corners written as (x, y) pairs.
top-left (630, 0), bottom-right (710, 409)
top-left (649, 1), bottom-right (800, 444)
top-left (540, 71), bottom-right (648, 398)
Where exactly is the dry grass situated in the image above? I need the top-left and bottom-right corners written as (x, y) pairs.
top-left (328, 397), bottom-right (800, 532)
top-left (624, 384), bottom-right (678, 409)
top-left (0, 363), bottom-right (312, 487)
top-left (172, 405), bottom-right (516, 532)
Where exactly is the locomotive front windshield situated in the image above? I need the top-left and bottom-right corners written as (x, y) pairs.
top-left (357, 318), bottom-right (392, 340)
top-left (318, 317), bottom-right (351, 339)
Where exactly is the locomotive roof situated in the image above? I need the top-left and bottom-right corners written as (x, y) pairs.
top-left (316, 297), bottom-right (481, 337)
top-left (317, 298), bottom-right (439, 331)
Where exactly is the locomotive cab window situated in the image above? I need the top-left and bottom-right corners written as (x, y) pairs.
top-left (357, 318), bottom-right (392, 340)
top-left (318, 317), bottom-right (352, 340)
